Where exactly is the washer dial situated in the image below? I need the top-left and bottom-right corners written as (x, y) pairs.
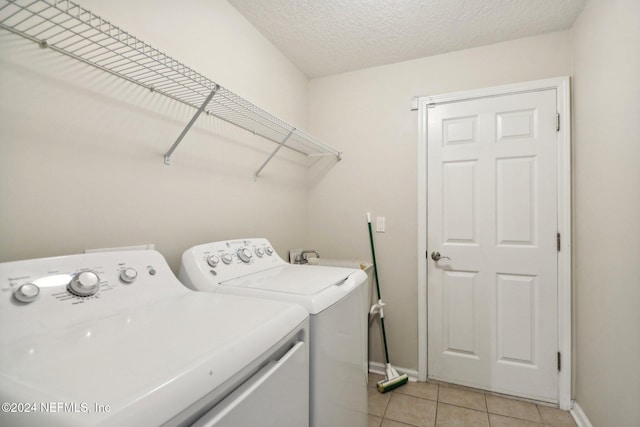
top-left (255, 248), bottom-right (264, 257)
top-left (206, 255), bottom-right (220, 267)
top-left (221, 253), bottom-right (233, 265)
top-left (68, 271), bottom-right (100, 297)
top-left (119, 268), bottom-right (138, 284)
top-left (14, 283), bottom-right (40, 303)
top-left (265, 247), bottom-right (274, 256)
top-left (237, 248), bottom-right (252, 263)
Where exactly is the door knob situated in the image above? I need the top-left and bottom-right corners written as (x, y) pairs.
top-left (431, 251), bottom-right (451, 261)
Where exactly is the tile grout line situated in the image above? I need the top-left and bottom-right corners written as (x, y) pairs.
top-left (434, 384), bottom-right (440, 427)
top-left (437, 401), bottom-right (487, 413)
top-left (484, 393), bottom-right (491, 427)
top-left (381, 390), bottom-right (390, 421)
top-left (534, 403), bottom-right (543, 425)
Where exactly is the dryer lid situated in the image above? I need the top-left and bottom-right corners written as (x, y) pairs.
top-left (0, 292), bottom-right (307, 427)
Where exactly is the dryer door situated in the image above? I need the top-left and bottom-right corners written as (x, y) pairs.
top-left (193, 341), bottom-right (308, 427)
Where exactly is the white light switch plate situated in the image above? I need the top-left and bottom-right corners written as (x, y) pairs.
top-left (376, 216), bottom-right (385, 233)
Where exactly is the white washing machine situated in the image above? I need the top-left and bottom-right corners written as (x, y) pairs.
top-left (179, 238), bottom-right (368, 427)
top-left (0, 250), bottom-right (309, 427)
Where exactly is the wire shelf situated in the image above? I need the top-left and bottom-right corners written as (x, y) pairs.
top-left (0, 0), bottom-right (341, 175)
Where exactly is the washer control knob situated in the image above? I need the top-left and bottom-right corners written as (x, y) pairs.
top-left (14, 283), bottom-right (40, 303)
top-left (119, 268), bottom-right (138, 284)
top-left (237, 248), bottom-right (252, 263)
top-left (207, 255), bottom-right (220, 267)
top-left (221, 253), bottom-right (233, 265)
top-left (265, 247), bottom-right (274, 256)
top-left (255, 248), bottom-right (264, 258)
top-left (68, 271), bottom-right (100, 297)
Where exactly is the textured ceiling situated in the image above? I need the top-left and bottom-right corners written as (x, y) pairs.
top-left (228, 0), bottom-right (587, 78)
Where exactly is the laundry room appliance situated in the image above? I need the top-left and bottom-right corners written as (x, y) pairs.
top-left (179, 238), bottom-right (369, 427)
top-left (0, 250), bottom-right (309, 427)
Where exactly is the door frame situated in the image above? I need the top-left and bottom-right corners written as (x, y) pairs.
top-left (416, 77), bottom-right (571, 409)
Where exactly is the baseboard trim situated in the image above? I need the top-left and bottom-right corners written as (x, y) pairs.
top-left (570, 401), bottom-right (594, 427)
top-left (368, 361), bottom-right (419, 381)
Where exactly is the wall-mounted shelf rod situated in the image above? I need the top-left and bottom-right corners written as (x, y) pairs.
top-left (0, 0), bottom-right (342, 177)
top-left (164, 85), bottom-right (219, 165)
top-left (255, 130), bottom-right (294, 180)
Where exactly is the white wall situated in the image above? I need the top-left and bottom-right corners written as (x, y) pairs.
top-left (4, 3), bottom-right (639, 423)
top-left (307, 31), bottom-right (572, 369)
top-left (0, 0), bottom-right (310, 271)
top-left (571, 0), bottom-right (640, 425)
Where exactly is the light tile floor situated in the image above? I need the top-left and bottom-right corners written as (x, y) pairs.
top-left (368, 374), bottom-right (577, 427)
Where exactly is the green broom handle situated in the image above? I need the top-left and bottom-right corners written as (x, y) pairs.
top-left (367, 215), bottom-right (391, 365)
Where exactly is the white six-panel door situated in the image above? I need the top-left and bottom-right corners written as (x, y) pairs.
top-left (427, 89), bottom-right (559, 402)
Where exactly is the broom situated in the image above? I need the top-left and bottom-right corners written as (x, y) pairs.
top-left (367, 212), bottom-right (409, 393)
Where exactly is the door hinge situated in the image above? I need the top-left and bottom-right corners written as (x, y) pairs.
top-left (557, 352), bottom-right (561, 371)
top-left (556, 113), bottom-right (560, 132)
top-left (557, 232), bottom-right (561, 252)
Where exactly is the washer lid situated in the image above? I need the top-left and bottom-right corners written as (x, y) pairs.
top-left (221, 265), bottom-right (353, 295)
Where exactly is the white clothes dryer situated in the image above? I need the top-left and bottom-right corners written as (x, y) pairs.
top-left (179, 238), bottom-right (368, 427)
top-left (0, 250), bottom-right (309, 427)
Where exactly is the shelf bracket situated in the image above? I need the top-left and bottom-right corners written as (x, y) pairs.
top-left (254, 129), bottom-right (295, 180)
top-left (164, 85), bottom-right (219, 165)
